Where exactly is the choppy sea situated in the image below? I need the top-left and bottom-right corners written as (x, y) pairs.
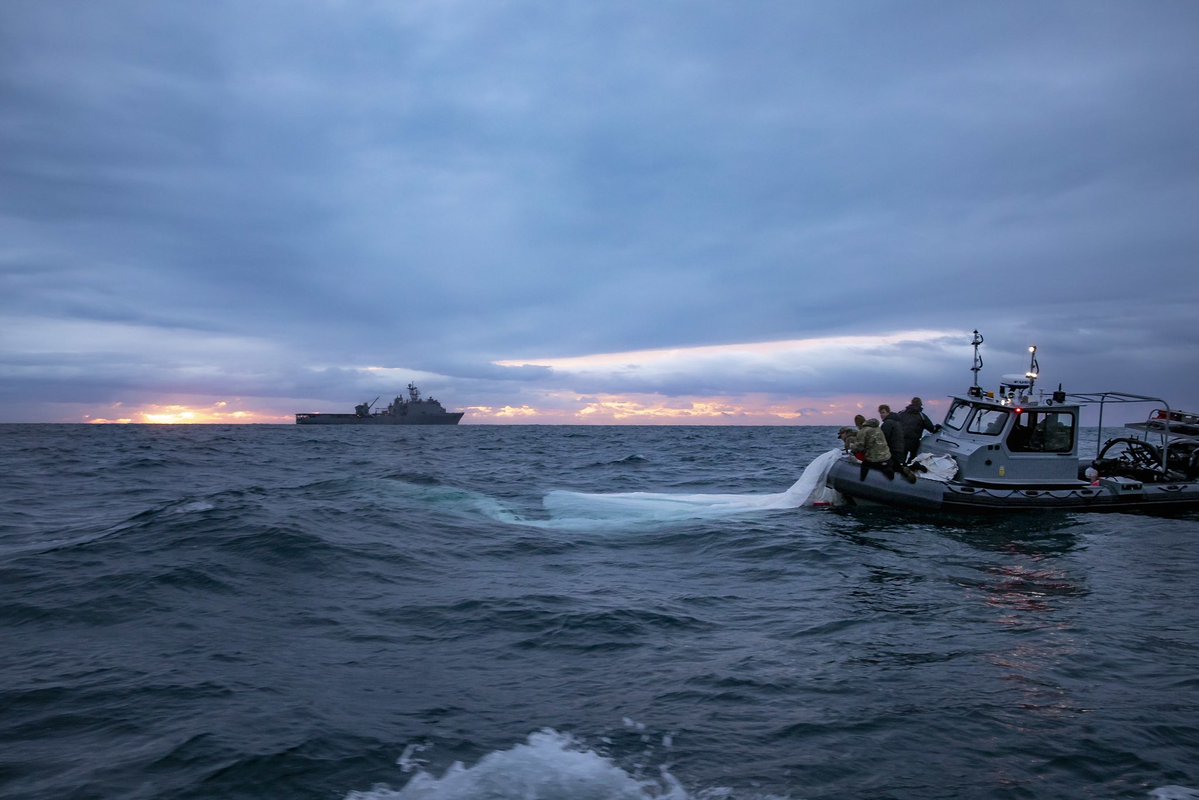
top-left (2, 423), bottom-right (1198, 800)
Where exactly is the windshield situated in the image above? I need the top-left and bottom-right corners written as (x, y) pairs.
top-left (967, 408), bottom-right (1010, 436)
top-left (943, 400), bottom-right (972, 431)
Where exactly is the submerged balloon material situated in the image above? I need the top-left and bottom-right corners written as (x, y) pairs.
top-left (541, 449), bottom-right (843, 526)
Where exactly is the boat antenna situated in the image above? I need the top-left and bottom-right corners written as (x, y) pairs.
top-left (969, 330), bottom-right (984, 397)
top-left (1025, 345), bottom-right (1039, 395)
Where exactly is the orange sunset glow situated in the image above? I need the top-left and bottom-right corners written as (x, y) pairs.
top-left (86, 401), bottom-right (290, 425)
top-left (80, 393), bottom-right (938, 426)
top-left (460, 393), bottom-right (918, 425)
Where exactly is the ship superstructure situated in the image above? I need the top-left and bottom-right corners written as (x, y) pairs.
top-left (295, 383), bottom-right (464, 425)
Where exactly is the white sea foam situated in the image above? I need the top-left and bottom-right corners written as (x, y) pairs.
top-left (397, 743), bottom-right (430, 773)
top-left (170, 500), bottom-right (216, 514)
top-left (540, 449), bottom-right (844, 527)
top-left (350, 727), bottom-right (1191, 800)
top-left (1151, 787), bottom-right (1199, 800)
top-left (345, 729), bottom-right (692, 800)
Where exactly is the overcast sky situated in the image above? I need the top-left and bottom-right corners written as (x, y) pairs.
top-left (2, 1), bottom-right (1197, 424)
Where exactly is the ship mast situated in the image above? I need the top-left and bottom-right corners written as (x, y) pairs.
top-left (1025, 345), bottom-right (1039, 395)
top-left (968, 330), bottom-right (985, 397)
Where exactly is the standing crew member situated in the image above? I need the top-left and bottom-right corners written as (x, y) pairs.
top-left (879, 405), bottom-right (917, 482)
top-left (894, 397), bottom-right (940, 462)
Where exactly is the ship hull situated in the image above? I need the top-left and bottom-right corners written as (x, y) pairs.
top-left (295, 412), bottom-right (463, 425)
top-left (827, 456), bottom-right (1199, 513)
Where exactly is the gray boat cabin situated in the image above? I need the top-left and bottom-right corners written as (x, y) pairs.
top-left (920, 379), bottom-right (1082, 487)
top-left (917, 334), bottom-right (1196, 489)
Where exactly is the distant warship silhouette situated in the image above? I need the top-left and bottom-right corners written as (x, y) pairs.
top-left (295, 383), bottom-right (463, 425)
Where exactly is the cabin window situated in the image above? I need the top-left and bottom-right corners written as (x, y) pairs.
top-left (1007, 410), bottom-right (1076, 453)
top-left (943, 400), bottom-right (972, 431)
top-left (967, 408), bottom-right (1009, 436)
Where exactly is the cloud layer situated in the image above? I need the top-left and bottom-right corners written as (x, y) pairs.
top-left (2, 2), bottom-right (1197, 422)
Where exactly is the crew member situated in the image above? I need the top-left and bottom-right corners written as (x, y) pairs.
top-left (879, 405), bottom-right (917, 482)
top-left (894, 397), bottom-right (940, 462)
top-left (853, 414), bottom-right (894, 481)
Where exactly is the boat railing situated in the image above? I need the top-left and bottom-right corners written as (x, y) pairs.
top-left (1065, 391), bottom-right (1174, 472)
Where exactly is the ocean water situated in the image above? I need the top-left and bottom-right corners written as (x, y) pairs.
top-left (2, 423), bottom-right (1198, 800)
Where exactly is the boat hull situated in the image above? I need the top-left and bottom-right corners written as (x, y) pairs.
top-left (295, 412), bottom-right (463, 425)
top-left (826, 456), bottom-right (1199, 513)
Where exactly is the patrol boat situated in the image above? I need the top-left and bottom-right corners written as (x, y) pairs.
top-left (295, 383), bottom-right (464, 425)
top-left (826, 331), bottom-right (1199, 513)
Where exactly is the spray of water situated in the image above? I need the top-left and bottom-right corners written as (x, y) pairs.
top-left (1152, 788), bottom-right (1199, 800)
top-left (346, 726), bottom-right (1198, 800)
top-left (345, 729), bottom-right (690, 800)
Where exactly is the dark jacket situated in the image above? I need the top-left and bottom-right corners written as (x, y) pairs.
top-left (895, 403), bottom-right (937, 455)
top-left (880, 415), bottom-right (906, 461)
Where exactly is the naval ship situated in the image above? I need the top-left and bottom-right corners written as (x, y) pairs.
top-left (295, 383), bottom-right (464, 425)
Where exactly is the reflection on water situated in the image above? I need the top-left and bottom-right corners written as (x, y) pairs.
top-left (836, 509), bottom-right (1095, 736)
top-left (982, 562), bottom-right (1088, 617)
top-left (969, 554), bottom-right (1090, 731)
top-left (836, 506), bottom-right (1087, 557)
top-left (991, 640), bottom-right (1087, 724)
top-left (938, 514), bottom-right (1086, 557)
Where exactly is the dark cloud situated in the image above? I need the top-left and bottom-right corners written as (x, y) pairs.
top-left (2, 1), bottom-right (1198, 420)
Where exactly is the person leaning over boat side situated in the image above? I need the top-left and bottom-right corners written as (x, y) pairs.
top-left (837, 426), bottom-right (861, 455)
top-left (879, 405), bottom-right (918, 483)
top-left (894, 397), bottom-right (940, 462)
top-left (853, 415), bottom-right (895, 481)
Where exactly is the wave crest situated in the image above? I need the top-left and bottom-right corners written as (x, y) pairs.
top-left (346, 729), bottom-right (689, 800)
